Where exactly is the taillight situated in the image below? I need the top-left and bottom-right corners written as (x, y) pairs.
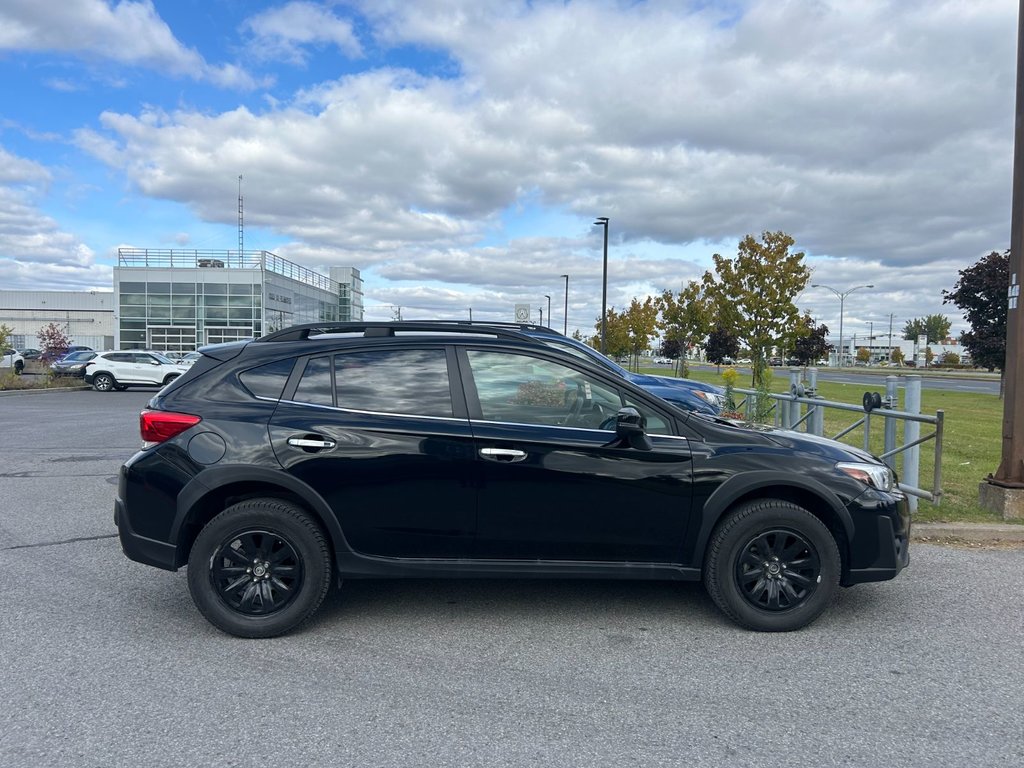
top-left (140, 409), bottom-right (201, 446)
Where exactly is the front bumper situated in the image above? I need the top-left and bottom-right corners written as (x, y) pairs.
top-left (842, 490), bottom-right (911, 585)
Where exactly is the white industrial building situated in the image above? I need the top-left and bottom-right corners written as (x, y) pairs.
top-left (0, 290), bottom-right (115, 350)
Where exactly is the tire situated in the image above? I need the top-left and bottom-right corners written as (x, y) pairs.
top-left (187, 498), bottom-right (332, 638)
top-left (163, 373), bottom-right (180, 385)
top-left (703, 499), bottom-right (840, 632)
top-left (92, 373), bottom-right (116, 392)
top-left (14, 361), bottom-right (23, 375)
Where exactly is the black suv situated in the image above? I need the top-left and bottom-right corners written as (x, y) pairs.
top-left (115, 322), bottom-right (910, 638)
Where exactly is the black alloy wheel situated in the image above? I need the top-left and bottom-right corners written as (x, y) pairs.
top-left (734, 528), bottom-right (821, 611)
top-left (187, 498), bottom-right (332, 638)
top-left (209, 529), bottom-right (303, 616)
top-left (703, 499), bottom-right (840, 632)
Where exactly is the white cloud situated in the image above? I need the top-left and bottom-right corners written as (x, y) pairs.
top-left (243, 1), bottom-right (363, 64)
top-left (0, 146), bottom-right (108, 289)
top-left (0, 0), bottom-right (257, 88)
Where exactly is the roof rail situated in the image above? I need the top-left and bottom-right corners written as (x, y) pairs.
top-left (255, 321), bottom-right (551, 343)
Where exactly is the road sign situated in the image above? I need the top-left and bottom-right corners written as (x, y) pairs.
top-left (514, 304), bottom-right (531, 323)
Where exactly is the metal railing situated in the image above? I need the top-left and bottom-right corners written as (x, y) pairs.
top-left (733, 370), bottom-right (943, 510)
top-left (117, 248), bottom-right (340, 294)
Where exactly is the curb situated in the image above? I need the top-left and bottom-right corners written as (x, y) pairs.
top-left (0, 385), bottom-right (91, 397)
top-left (912, 522), bottom-right (1024, 543)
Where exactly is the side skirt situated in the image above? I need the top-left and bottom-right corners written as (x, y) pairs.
top-left (335, 550), bottom-right (701, 582)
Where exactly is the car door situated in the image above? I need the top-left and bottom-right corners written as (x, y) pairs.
top-left (460, 347), bottom-right (695, 563)
top-left (132, 353), bottom-right (165, 383)
top-left (268, 345), bottom-right (478, 559)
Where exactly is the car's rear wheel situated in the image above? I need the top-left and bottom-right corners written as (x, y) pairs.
top-left (14, 360), bottom-right (23, 375)
top-left (163, 373), bottom-right (180, 385)
top-left (703, 499), bottom-right (839, 632)
top-left (92, 373), bottom-right (116, 392)
top-left (187, 498), bottom-right (332, 638)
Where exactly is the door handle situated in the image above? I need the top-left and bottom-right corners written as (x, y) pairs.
top-left (287, 437), bottom-right (337, 450)
top-left (480, 447), bottom-right (528, 463)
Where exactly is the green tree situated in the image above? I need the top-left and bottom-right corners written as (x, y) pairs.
top-left (856, 346), bottom-right (870, 364)
top-left (902, 314), bottom-right (952, 344)
top-left (942, 249), bottom-right (1007, 373)
top-left (702, 231), bottom-right (810, 387)
top-left (595, 308), bottom-right (631, 361)
top-left (658, 281), bottom-right (710, 378)
top-left (891, 347), bottom-right (906, 366)
top-left (0, 323), bottom-right (13, 352)
top-left (623, 297), bottom-right (660, 372)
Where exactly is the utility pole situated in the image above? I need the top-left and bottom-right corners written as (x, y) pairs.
top-left (982, 0), bottom-right (1024, 519)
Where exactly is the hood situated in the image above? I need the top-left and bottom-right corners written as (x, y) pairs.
top-left (625, 372), bottom-right (723, 394)
top-left (752, 422), bottom-right (879, 463)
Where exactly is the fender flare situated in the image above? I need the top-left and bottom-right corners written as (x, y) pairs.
top-left (171, 465), bottom-right (352, 563)
top-left (689, 470), bottom-right (854, 565)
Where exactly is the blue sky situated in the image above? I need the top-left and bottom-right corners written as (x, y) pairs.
top-left (0, 0), bottom-right (1017, 339)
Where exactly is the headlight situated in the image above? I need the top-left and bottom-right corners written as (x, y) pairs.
top-left (836, 461), bottom-right (895, 492)
top-left (692, 390), bottom-right (725, 406)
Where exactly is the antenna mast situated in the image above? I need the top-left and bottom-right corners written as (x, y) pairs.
top-left (237, 174), bottom-right (244, 256)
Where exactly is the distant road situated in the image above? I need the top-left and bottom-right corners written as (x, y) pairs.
top-left (682, 363), bottom-right (1001, 396)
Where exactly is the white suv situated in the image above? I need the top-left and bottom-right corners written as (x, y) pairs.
top-left (1, 349), bottom-right (25, 375)
top-left (84, 351), bottom-right (189, 392)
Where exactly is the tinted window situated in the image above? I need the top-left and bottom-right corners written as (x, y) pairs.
top-left (294, 357), bottom-right (333, 406)
top-left (105, 353), bottom-right (133, 363)
top-left (466, 350), bottom-right (621, 429)
top-left (334, 349), bottom-right (453, 417)
top-left (239, 359), bottom-right (294, 400)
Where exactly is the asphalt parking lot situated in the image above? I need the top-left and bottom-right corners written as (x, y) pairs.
top-left (1, 390), bottom-right (1023, 767)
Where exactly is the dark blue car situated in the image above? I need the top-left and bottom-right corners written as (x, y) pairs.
top-left (514, 327), bottom-right (726, 414)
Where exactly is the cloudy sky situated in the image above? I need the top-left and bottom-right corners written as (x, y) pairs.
top-left (0, 0), bottom-right (1016, 341)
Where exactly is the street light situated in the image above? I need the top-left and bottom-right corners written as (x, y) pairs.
top-left (560, 274), bottom-right (569, 335)
top-left (812, 283), bottom-right (874, 366)
top-left (544, 295), bottom-right (551, 329)
top-left (594, 217), bottom-right (609, 353)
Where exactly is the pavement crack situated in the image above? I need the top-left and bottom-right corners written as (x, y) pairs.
top-left (3, 533), bottom-right (119, 551)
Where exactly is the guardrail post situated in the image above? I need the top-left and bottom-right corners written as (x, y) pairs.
top-left (788, 368), bottom-right (803, 429)
top-left (903, 376), bottom-right (921, 514)
top-left (883, 375), bottom-right (899, 471)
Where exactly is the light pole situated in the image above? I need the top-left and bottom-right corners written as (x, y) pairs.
top-left (544, 295), bottom-right (551, 328)
top-left (594, 217), bottom-right (609, 353)
top-left (812, 283), bottom-right (874, 366)
top-left (560, 274), bottom-right (569, 335)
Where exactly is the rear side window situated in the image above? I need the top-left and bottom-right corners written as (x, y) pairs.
top-left (239, 358), bottom-right (295, 400)
top-left (294, 357), bottom-right (333, 406)
top-left (334, 349), bottom-right (453, 417)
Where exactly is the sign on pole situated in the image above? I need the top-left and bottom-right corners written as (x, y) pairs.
top-left (514, 304), bottom-right (531, 323)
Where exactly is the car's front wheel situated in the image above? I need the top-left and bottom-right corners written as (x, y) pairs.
top-left (703, 499), bottom-right (840, 632)
top-left (163, 373), bottom-right (180, 385)
top-left (14, 361), bottom-right (23, 375)
top-left (92, 373), bottom-right (116, 392)
top-left (187, 498), bottom-right (332, 638)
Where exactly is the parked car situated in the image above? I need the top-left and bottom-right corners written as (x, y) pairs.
top-left (1, 348), bottom-right (25, 374)
top-left (84, 350), bottom-right (188, 391)
top-left (174, 351), bottom-right (202, 366)
top-left (115, 321), bottom-right (910, 638)
top-left (41, 345), bottom-right (94, 364)
top-left (19, 348), bottom-right (42, 360)
top-left (50, 350), bottom-right (98, 378)
top-left (500, 324), bottom-right (726, 414)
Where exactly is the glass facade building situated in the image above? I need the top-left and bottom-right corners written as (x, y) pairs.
top-left (114, 249), bottom-right (363, 355)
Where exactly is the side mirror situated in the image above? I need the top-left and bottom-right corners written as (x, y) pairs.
top-left (606, 406), bottom-right (653, 451)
